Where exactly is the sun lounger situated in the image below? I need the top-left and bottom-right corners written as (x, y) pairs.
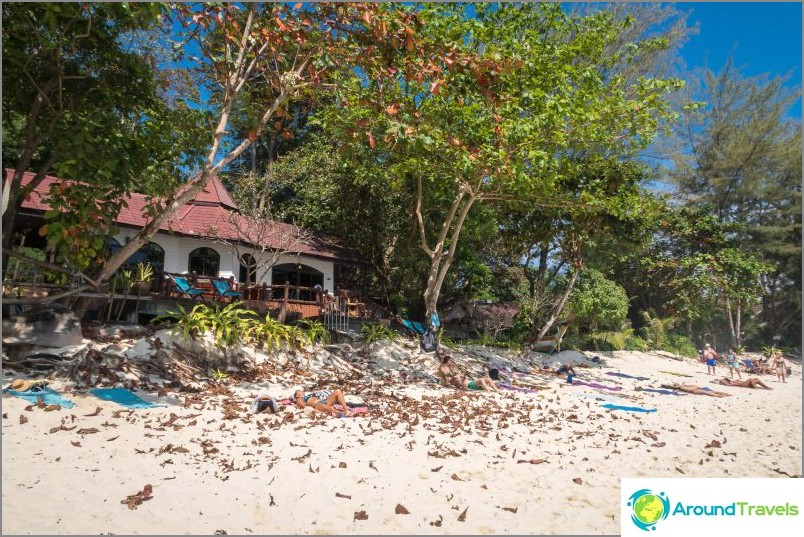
top-left (168, 274), bottom-right (205, 300)
top-left (400, 319), bottom-right (427, 337)
top-left (212, 278), bottom-right (243, 302)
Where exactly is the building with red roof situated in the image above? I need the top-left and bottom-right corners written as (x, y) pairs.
top-left (8, 169), bottom-right (363, 293)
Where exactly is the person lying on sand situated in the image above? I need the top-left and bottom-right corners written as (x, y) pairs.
top-left (714, 377), bottom-right (772, 390)
top-left (293, 388), bottom-right (353, 417)
top-left (437, 354), bottom-right (499, 392)
top-left (660, 383), bottom-right (732, 397)
top-left (250, 395), bottom-right (281, 414)
top-left (539, 361), bottom-right (577, 376)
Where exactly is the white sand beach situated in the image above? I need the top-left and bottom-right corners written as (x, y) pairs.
top-left (2, 339), bottom-right (801, 535)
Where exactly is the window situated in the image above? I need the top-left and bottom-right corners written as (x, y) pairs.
top-left (188, 247), bottom-right (220, 277)
top-left (126, 242), bottom-right (165, 271)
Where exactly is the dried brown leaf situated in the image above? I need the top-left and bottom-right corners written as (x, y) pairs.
top-left (71, 440), bottom-right (82, 447)
top-left (77, 428), bottom-right (99, 435)
top-left (19, 415), bottom-right (28, 425)
top-left (353, 510), bottom-right (368, 521)
top-left (336, 492), bottom-right (351, 499)
top-left (457, 506), bottom-right (468, 522)
top-left (395, 503), bottom-right (410, 514)
top-left (85, 407), bottom-right (102, 417)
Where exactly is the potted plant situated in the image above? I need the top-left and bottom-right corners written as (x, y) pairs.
top-left (134, 262), bottom-right (155, 294)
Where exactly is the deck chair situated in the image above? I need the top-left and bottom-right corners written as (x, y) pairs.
top-left (529, 323), bottom-right (570, 354)
top-left (168, 274), bottom-right (205, 300)
top-left (741, 359), bottom-right (764, 375)
top-left (401, 319), bottom-right (427, 338)
top-left (212, 278), bottom-right (243, 302)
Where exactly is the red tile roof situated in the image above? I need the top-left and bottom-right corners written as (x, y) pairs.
top-left (9, 169), bottom-right (362, 263)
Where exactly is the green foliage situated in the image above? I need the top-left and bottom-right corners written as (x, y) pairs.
top-left (639, 310), bottom-right (675, 350)
top-left (762, 346), bottom-right (782, 358)
top-left (439, 334), bottom-right (459, 349)
top-left (624, 335), bottom-right (649, 352)
top-left (211, 368), bottom-right (229, 382)
top-left (296, 319), bottom-right (332, 345)
top-left (588, 322), bottom-right (635, 351)
top-left (663, 333), bottom-right (698, 358)
top-left (361, 323), bottom-right (399, 345)
top-left (568, 269), bottom-right (630, 331)
top-left (134, 262), bottom-right (154, 282)
top-left (153, 302), bottom-right (257, 349)
top-left (247, 314), bottom-right (294, 351)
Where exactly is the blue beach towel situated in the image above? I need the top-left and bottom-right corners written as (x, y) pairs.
top-left (640, 388), bottom-right (688, 396)
top-left (3, 387), bottom-right (75, 408)
top-left (605, 372), bottom-right (651, 381)
top-left (600, 403), bottom-right (657, 413)
top-left (90, 388), bottom-right (166, 409)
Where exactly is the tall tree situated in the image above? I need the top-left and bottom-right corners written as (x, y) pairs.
top-left (319, 3), bottom-right (684, 327)
top-left (662, 60), bottom-right (802, 345)
top-left (1, 2), bottom-right (170, 258)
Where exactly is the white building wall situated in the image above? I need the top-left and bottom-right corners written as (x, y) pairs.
top-left (112, 229), bottom-right (334, 286)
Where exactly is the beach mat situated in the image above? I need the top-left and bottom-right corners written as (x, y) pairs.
top-left (600, 403), bottom-right (657, 413)
top-left (90, 388), bottom-right (166, 409)
top-left (499, 383), bottom-right (546, 394)
top-left (568, 380), bottom-right (623, 391)
top-left (3, 387), bottom-right (75, 408)
top-left (638, 388), bottom-right (687, 396)
top-left (605, 372), bottom-right (650, 381)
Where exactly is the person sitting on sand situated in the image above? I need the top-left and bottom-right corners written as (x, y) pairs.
top-left (714, 377), bottom-right (772, 390)
top-left (539, 360), bottom-right (577, 376)
top-left (293, 388), bottom-right (353, 417)
top-left (660, 383), bottom-right (732, 397)
top-left (437, 354), bottom-right (499, 392)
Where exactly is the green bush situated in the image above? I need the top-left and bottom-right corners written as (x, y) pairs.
top-left (153, 302), bottom-right (258, 349)
top-left (361, 322), bottom-right (399, 345)
top-left (624, 335), bottom-right (649, 351)
top-left (296, 319), bottom-right (332, 345)
top-left (663, 333), bottom-right (698, 358)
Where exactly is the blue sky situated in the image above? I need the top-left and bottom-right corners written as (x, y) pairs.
top-left (676, 2), bottom-right (802, 118)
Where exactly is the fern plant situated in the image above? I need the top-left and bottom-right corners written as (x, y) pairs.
top-left (361, 322), bottom-right (399, 345)
top-left (640, 311), bottom-right (675, 350)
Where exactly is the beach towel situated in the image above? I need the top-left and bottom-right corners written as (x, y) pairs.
top-left (571, 392), bottom-right (630, 404)
top-left (600, 403), bottom-right (657, 413)
top-left (568, 380), bottom-right (623, 391)
top-left (605, 372), bottom-right (651, 381)
top-left (333, 404), bottom-right (368, 415)
top-left (3, 387), bottom-right (75, 408)
top-left (498, 383), bottom-right (545, 394)
top-left (90, 388), bottom-right (166, 409)
top-left (659, 371), bottom-right (693, 378)
top-left (638, 388), bottom-right (688, 396)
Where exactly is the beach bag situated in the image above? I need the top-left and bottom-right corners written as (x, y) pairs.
top-left (420, 328), bottom-right (438, 353)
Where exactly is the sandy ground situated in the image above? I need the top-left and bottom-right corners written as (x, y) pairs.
top-left (2, 349), bottom-right (801, 535)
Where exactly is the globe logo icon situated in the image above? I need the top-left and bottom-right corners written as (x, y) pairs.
top-left (627, 489), bottom-right (670, 531)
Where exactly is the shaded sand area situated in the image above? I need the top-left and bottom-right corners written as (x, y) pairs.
top-left (2, 336), bottom-right (801, 535)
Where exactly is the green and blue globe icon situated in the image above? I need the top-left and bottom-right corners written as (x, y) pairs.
top-left (627, 489), bottom-right (670, 531)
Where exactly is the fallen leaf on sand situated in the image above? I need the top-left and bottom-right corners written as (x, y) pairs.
top-left (517, 459), bottom-right (547, 464)
top-left (336, 492), bottom-right (351, 499)
top-left (572, 478), bottom-right (583, 484)
top-left (395, 504), bottom-right (410, 514)
top-left (107, 436), bottom-right (119, 442)
top-left (705, 440), bottom-right (721, 449)
top-left (19, 415), bottom-right (28, 425)
top-left (430, 515), bottom-right (443, 527)
top-left (451, 473), bottom-right (463, 481)
top-left (338, 462), bottom-right (347, 468)
top-left (37, 396), bottom-right (45, 409)
top-left (121, 484), bottom-right (153, 510)
top-left (85, 407), bottom-right (102, 417)
top-left (501, 506), bottom-right (518, 513)
top-left (353, 510), bottom-right (368, 521)
top-left (24, 405), bottom-right (34, 412)
top-left (44, 405), bottom-right (61, 412)
top-left (71, 441), bottom-right (82, 447)
top-left (431, 465), bottom-right (443, 472)
top-left (457, 506), bottom-right (468, 522)
top-left (77, 428), bottom-right (99, 435)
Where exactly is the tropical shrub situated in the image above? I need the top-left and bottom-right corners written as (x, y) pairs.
top-left (664, 333), bottom-right (698, 358)
top-left (568, 269), bottom-right (630, 332)
top-left (247, 314), bottom-right (293, 351)
top-left (296, 319), bottom-right (332, 345)
top-left (361, 322), bottom-right (399, 345)
top-left (153, 302), bottom-right (257, 349)
top-left (640, 310), bottom-right (676, 350)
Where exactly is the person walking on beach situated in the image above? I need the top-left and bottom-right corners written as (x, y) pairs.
top-left (773, 351), bottom-right (786, 383)
top-left (725, 348), bottom-right (742, 380)
top-left (703, 343), bottom-right (718, 375)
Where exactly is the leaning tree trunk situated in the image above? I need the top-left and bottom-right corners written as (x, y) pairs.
top-left (536, 265), bottom-right (580, 340)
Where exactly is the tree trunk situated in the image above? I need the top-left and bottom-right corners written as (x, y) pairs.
top-left (536, 265), bottom-right (580, 340)
top-left (724, 295), bottom-right (737, 347)
top-left (735, 301), bottom-right (742, 348)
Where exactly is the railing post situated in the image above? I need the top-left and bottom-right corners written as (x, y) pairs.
top-left (278, 281), bottom-right (289, 323)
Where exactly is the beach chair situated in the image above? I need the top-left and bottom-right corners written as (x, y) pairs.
top-left (741, 359), bottom-right (766, 375)
top-left (529, 323), bottom-right (570, 354)
top-left (168, 274), bottom-right (205, 300)
top-left (400, 319), bottom-right (427, 338)
top-left (212, 278), bottom-right (243, 303)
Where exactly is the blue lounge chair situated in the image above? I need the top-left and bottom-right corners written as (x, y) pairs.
top-left (169, 274), bottom-right (205, 300)
top-left (212, 278), bottom-right (243, 302)
top-left (401, 319), bottom-right (427, 337)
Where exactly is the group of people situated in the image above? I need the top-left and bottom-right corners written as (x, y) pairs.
top-left (251, 388), bottom-right (355, 417)
top-left (702, 343), bottom-right (787, 383)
